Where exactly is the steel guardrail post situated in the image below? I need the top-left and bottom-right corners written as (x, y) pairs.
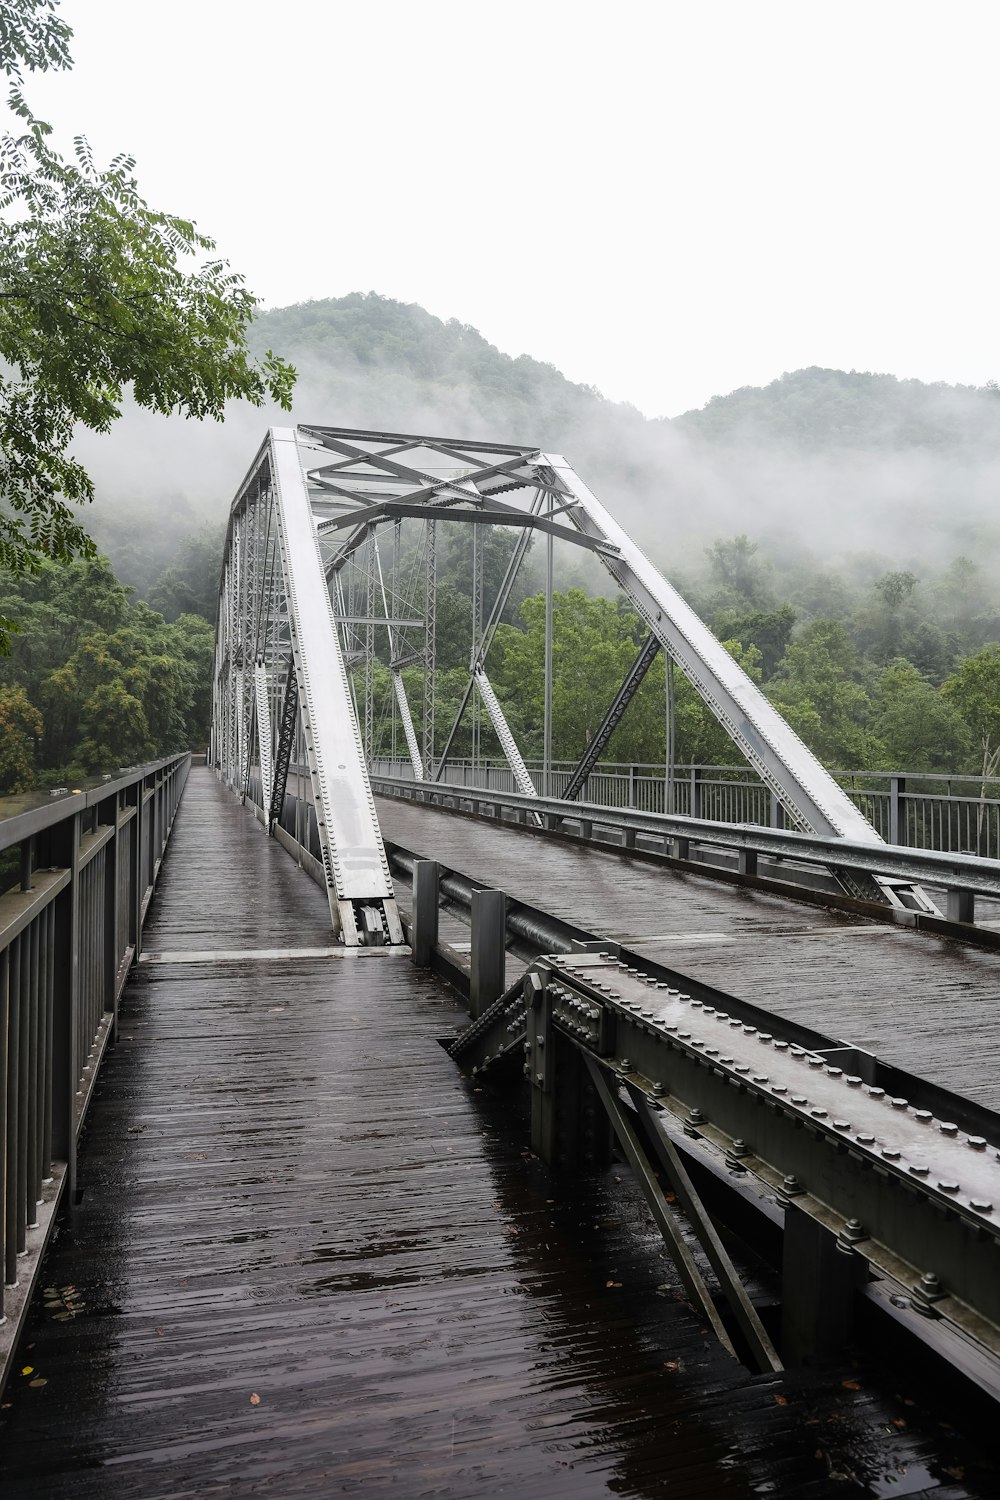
top-left (470, 889), bottom-right (506, 1020)
top-left (890, 775), bottom-right (907, 846)
top-left (412, 861), bottom-right (440, 969)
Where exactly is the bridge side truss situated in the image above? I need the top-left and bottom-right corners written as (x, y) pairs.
top-left (211, 429), bottom-right (403, 946)
top-left (303, 424), bottom-right (888, 843)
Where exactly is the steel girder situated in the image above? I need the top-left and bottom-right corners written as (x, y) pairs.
top-left (213, 429), bottom-right (402, 946)
top-left (300, 424), bottom-right (884, 845)
top-left (537, 456), bottom-right (881, 843)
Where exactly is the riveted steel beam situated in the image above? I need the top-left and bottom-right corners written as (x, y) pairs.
top-left (534, 949), bottom-right (1000, 1366)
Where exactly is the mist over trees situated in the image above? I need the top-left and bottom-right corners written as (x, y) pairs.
top-left (5, 289), bottom-right (1000, 793)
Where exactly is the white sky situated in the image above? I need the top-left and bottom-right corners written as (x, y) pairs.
top-left (16, 0), bottom-right (1000, 417)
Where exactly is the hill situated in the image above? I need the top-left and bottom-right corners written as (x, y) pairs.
top-left (78, 292), bottom-right (1000, 612)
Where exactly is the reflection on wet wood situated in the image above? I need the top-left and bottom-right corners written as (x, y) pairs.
top-left (0, 772), bottom-right (996, 1497)
top-left (377, 798), bottom-right (1000, 1112)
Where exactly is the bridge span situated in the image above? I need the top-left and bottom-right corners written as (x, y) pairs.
top-left (5, 424), bottom-right (1000, 1493)
top-left (2, 764), bottom-right (1000, 1498)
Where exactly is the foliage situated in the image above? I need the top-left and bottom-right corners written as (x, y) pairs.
top-left (146, 527), bottom-right (224, 623)
top-left (868, 661), bottom-right (971, 773)
top-left (711, 604), bottom-right (795, 679)
top-left (675, 366), bottom-right (1000, 454)
top-left (0, 682), bottom-right (41, 792)
top-left (8, 275), bottom-right (1000, 787)
top-left (705, 534), bottom-right (769, 606)
top-left (0, 0), bottom-right (294, 644)
top-left (0, 555), bottom-right (212, 786)
top-left (766, 621), bottom-right (878, 769)
top-left (491, 592), bottom-right (659, 761)
top-left (942, 646), bottom-right (1000, 784)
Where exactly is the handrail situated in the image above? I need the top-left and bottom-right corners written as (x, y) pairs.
top-left (0, 753), bottom-right (191, 856)
top-left (371, 775), bottom-right (1000, 915)
top-left (0, 751), bottom-right (191, 1389)
top-left (373, 754), bottom-right (1000, 790)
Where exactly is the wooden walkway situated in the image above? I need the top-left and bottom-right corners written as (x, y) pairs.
top-left (376, 798), bottom-right (1000, 1113)
top-left (1, 770), bottom-right (999, 1497)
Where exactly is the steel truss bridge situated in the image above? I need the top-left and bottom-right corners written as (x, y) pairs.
top-left (212, 424), bottom-right (942, 943)
top-left (206, 425), bottom-right (1000, 1385)
top-left (5, 427), bottom-right (1000, 1493)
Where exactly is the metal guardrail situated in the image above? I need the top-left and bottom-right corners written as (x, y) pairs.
top-left (0, 752), bottom-right (190, 1382)
top-left (371, 774), bottom-right (1000, 928)
top-left (371, 757), bottom-right (1000, 859)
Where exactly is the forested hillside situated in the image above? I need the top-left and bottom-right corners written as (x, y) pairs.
top-left (4, 291), bottom-right (1000, 793)
top-left (0, 559), bottom-right (212, 790)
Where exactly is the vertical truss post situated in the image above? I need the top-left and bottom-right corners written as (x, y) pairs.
top-left (472, 523), bottom-right (483, 774)
top-left (364, 529), bottom-right (375, 764)
top-left (433, 489), bottom-right (543, 784)
top-left (391, 520), bottom-right (401, 763)
top-left (543, 500), bottom-right (554, 798)
top-left (423, 518), bottom-right (436, 779)
top-left (375, 529), bottom-right (423, 780)
top-left (665, 656), bottom-right (675, 815)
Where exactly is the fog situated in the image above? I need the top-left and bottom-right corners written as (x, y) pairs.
top-left (74, 328), bottom-right (1000, 609)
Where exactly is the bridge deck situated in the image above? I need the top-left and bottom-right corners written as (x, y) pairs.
top-left (376, 798), bottom-right (1000, 1113)
top-left (1, 770), bottom-right (998, 1497)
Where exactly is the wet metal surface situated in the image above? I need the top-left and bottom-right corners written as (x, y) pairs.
top-left (376, 799), bottom-right (1000, 1112)
top-left (1, 772), bottom-right (998, 1496)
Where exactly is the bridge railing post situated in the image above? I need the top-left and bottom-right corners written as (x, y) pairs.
top-left (470, 888), bottom-right (506, 1020)
top-left (412, 861), bottom-right (440, 968)
top-left (946, 887), bottom-right (975, 924)
top-left (890, 775), bottom-right (907, 846)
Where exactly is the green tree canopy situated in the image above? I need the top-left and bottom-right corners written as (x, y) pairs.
top-left (869, 661), bottom-right (971, 773)
top-left (0, 682), bottom-right (41, 792)
top-left (767, 620), bottom-right (878, 768)
top-left (943, 645), bottom-right (1000, 784)
top-left (0, 0), bottom-right (294, 644)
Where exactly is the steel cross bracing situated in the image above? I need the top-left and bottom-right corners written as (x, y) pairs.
top-left (296, 424), bottom-right (911, 889)
top-left (562, 633), bottom-right (661, 802)
top-left (215, 424), bottom-right (932, 927)
top-left (212, 429), bottom-right (403, 946)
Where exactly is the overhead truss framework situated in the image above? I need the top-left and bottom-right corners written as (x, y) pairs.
top-left (212, 424), bottom-right (906, 941)
top-left (296, 422), bottom-right (884, 841)
top-left (212, 428), bottom-right (403, 946)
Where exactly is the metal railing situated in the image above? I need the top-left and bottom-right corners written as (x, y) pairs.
top-left (0, 752), bottom-right (190, 1379)
top-left (370, 757), bottom-right (1000, 856)
top-left (371, 772), bottom-right (1000, 926)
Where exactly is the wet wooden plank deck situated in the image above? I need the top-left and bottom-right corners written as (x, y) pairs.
top-left (376, 798), bottom-right (1000, 1113)
top-left (1, 770), bottom-right (998, 1497)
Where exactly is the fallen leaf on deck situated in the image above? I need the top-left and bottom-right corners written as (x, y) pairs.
top-left (249, 1392), bottom-right (261, 1406)
top-left (774, 1394), bottom-right (789, 1406)
top-left (28, 1379), bottom-right (47, 1388)
top-left (841, 1379), bottom-right (862, 1390)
